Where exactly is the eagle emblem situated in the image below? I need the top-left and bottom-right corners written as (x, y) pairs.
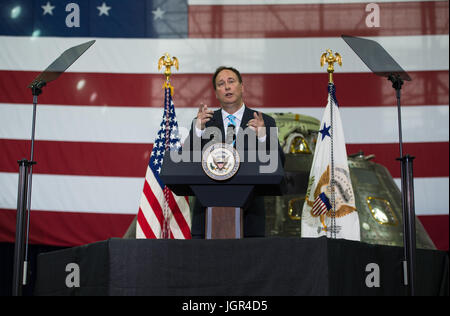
top-left (202, 143), bottom-right (240, 181)
top-left (320, 49), bottom-right (342, 84)
top-left (305, 165), bottom-right (356, 233)
top-left (158, 53), bottom-right (179, 92)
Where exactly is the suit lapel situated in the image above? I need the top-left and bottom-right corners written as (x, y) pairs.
top-left (208, 109), bottom-right (225, 142)
top-left (240, 106), bottom-right (254, 130)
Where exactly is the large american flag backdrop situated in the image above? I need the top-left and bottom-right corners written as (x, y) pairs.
top-left (0, 0), bottom-right (448, 249)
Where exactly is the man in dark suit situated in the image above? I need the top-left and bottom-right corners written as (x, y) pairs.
top-left (187, 66), bottom-right (284, 238)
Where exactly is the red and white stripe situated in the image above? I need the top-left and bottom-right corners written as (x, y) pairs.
top-left (136, 168), bottom-right (191, 240)
top-left (312, 198), bottom-right (328, 217)
top-left (0, 0), bottom-right (448, 249)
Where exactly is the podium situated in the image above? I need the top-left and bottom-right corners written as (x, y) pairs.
top-left (160, 150), bottom-right (284, 239)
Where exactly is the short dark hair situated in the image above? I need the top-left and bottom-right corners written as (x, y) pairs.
top-left (212, 66), bottom-right (242, 90)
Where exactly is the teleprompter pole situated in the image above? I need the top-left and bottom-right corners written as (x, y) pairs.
top-left (12, 40), bottom-right (96, 295)
top-left (12, 160), bottom-right (31, 296)
top-left (389, 74), bottom-right (416, 296)
top-left (341, 36), bottom-right (416, 296)
top-left (12, 85), bottom-right (42, 296)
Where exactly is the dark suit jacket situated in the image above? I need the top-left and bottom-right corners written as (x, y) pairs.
top-left (186, 106), bottom-right (285, 238)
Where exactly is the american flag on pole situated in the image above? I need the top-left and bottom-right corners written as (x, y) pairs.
top-left (136, 87), bottom-right (191, 239)
top-left (0, 0), bottom-right (448, 249)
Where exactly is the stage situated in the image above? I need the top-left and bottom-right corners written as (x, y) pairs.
top-left (34, 237), bottom-right (448, 296)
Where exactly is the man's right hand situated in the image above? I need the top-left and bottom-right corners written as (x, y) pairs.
top-left (195, 102), bottom-right (214, 130)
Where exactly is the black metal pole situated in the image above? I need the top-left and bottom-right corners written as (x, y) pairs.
top-left (12, 85), bottom-right (42, 296)
top-left (12, 160), bottom-right (30, 296)
top-left (389, 74), bottom-right (416, 296)
top-left (22, 90), bottom-right (41, 288)
top-left (399, 154), bottom-right (416, 295)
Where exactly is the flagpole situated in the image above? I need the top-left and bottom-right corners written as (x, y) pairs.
top-left (137, 52), bottom-right (190, 240)
top-left (158, 53), bottom-right (179, 239)
top-left (320, 49), bottom-right (342, 238)
top-left (329, 84), bottom-right (336, 239)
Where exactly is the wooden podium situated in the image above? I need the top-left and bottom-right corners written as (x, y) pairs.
top-left (160, 151), bottom-right (284, 239)
top-left (205, 207), bottom-right (243, 239)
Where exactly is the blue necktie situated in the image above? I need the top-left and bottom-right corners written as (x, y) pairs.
top-left (227, 114), bottom-right (237, 127)
top-left (226, 114), bottom-right (237, 146)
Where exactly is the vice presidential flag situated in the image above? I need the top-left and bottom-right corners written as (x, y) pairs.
top-left (302, 83), bottom-right (361, 241)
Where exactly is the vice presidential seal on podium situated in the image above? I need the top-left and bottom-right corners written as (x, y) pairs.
top-left (202, 142), bottom-right (240, 181)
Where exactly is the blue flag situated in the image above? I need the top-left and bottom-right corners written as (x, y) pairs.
top-left (0, 0), bottom-right (188, 38)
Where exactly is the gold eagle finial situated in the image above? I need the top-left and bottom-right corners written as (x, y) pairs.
top-left (320, 49), bottom-right (342, 84)
top-left (158, 53), bottom-right (179, 92)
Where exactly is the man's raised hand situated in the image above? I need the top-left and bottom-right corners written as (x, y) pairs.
top-left (195, 102), bottom-right (214, 130)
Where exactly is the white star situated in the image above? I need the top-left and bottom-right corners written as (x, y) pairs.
top-left (97, 2), bottom-right (111, 16)
top-left (41, 2), bottom-right (55, 15)
top-left (152, 7), bottom-right (165, 20)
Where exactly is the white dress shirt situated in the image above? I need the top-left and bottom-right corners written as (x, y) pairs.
top-left (195, 103), bottom-right (266, 142)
